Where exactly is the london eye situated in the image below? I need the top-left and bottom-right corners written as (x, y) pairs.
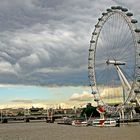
top-left (88, 6), bottom-right (140, 115)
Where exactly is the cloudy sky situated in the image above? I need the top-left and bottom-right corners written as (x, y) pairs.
top-left (0, 0), bottom-right (139, 108)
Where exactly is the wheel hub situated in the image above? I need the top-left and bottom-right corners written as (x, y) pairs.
top-left (106, 59), bottom-right (126, 65)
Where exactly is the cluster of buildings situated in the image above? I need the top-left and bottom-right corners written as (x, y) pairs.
top-left (0, 106), bottom-right (82, 117)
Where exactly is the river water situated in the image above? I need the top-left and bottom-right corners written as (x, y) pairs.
top-left (0, 122), bottom-right (140, 140)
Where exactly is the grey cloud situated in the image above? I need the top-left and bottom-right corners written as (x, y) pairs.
top-left (11, 99), bottom-right (33, 104)
top-left (10, 99), bottom-right (49, 104)
top-left (0, 0), bottom-right (139, 85)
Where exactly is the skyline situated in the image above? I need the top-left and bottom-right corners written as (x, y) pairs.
top-left (0, 0), bottom-right (140, 108)
top-left (0, 85), bottom-right (94, 109)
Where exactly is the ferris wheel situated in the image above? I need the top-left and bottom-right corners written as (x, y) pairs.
top-left (88, 6), bottom-right (140, 114)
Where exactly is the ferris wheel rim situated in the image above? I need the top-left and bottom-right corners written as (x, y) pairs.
top-left (88, 6), bottom-right (140, 113)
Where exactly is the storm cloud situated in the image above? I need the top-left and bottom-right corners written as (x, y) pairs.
top-left (0, 0), bottom-right (139, 86)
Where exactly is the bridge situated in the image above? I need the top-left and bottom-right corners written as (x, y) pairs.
top-left (0, 113), bottom-right (78, 123)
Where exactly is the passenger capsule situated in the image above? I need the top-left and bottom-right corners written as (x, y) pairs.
top-left (88, 66), bottom-right (93, 69)
top-left (106, 9), bottom-right (112, 12)
top-left (89, 49), bottom-right (94, 51)
top-left (88, 58), bottom-right (93, 60)
top-left (98, 18), bottom-right (103, 21)
top-left (130, 99), bottom-right (137, 103)
top-left (131, 19), bottom-right (138, 24)
top-left (89, 83), bottom-right (95, 86)
top-left (121, 8), bottom-right (128, 12)
top-left (111, 6), bottom-right (117, 10)
top-left (94, 98), bottom-right (99, 102)
top-left (134, 89), bottom-right (140, 93)
top-left (126, 12), bottom-right (133, 16)
top-left (135, 29), bottom-right (140, 33)
top-left (92, 32), bottom-right (97, 35)
top-left (116, 6), bottom-right (122, 10)
top-left (95, 24), bottom-right (100, 28)
top-left (92, 91), bottom-right (97, 95)
top-left (90, 40), bottom-right (95, 43)
top-left (102, 12), bottom-right (107, 16)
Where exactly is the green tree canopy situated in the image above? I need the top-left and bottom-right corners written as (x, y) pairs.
top-left (80, 103), bottom-right (100, 118)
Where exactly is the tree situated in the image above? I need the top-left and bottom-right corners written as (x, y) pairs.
top-left (80, 103), bottom-right (100, 118)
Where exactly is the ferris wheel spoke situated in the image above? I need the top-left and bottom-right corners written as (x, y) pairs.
top-left (119, 46), bottom-right (134, 62)
top-left (117, 18), bottom-right (130, 47)
top-left (95, 62), bottom-right (106, 67)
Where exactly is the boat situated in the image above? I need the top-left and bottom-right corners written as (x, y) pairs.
top-left (92, 118), bottom-right (117, 127)
top-left (55, 117), bottom-right (73, 125)
top-left (71, 118), bottom-right (88, 126)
